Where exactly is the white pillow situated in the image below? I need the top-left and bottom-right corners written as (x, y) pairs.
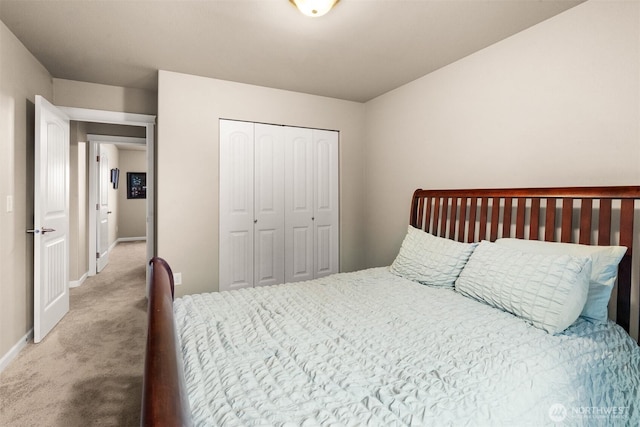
top-left (455, 241), bottom-right (592, 334)
top-left (494, 238), bottom-right (627, 324)
top-left (389, 226), bottom-right (478, 288)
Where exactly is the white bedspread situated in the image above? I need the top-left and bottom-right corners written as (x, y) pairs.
top-left (174, 268), bottom-right (640, 426)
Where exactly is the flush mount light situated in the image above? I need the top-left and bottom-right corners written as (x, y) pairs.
top-left (289, 0), bottom-right (340, 17)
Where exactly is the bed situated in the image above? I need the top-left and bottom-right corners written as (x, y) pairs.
top-left (141, 186), bottom-right (640, 426)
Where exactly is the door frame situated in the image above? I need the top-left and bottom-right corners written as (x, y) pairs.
top-left (59, 106), bottom-right (155, 288)
top-left (87, 135), bottom-right (147, 276)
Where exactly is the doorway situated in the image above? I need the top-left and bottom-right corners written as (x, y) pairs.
top-left (60, 106), bottom-right (155, 289)
top-left (86, 134), bottom-right (148, 277)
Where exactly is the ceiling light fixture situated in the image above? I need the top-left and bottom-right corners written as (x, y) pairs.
top-left (289, 0), bottom-right (340, 17)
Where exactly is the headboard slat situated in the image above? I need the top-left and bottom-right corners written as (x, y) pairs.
top-left (561, 198), bottom-right (573, 243)
top-left (416, 196), bottom-right (425, 231)
top-left (530, 199), bottom-right (541, 240)
top-left (449, 198), bottom-right (457, 240)
top-left (440, 197), bottom-right (449, 237)
top-left (468, 198), bottom-right (478, 243)
top-left (479, 197), bottom-right (489, 241)
top-left (579, 199), bottom-right (593, 245)
top-left (598, 199), bottom-right (612, 245)
top-left (458, 197), bottom-right (467, 242)
top-left (424, 197), bottom-right (432, 232)
top-left (490, 197), bottom-right (500, 241)
top-left (515, 198), bottom-right (526, 239)
top-left (502, 198), bottom-right (513, 239)
top-left (545, 198), bottom-right (556, 242)
top-left (432, 198), bottom-right (441, 235)
top-left (620, 199), bottom-right (634, 252)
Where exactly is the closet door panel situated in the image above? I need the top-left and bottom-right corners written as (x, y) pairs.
top-left (230, 231), bottom-right (252, 286)
top-left (315, 225), bottom-right (332, 275)
top-left (292, 227), bottom-right (311, 278)
top-left (255, 229), bottom-right (277, 285)
top-left (285, 127), bottom-right (314, 283)
top-left (254, 124), bottom-right (285, 287)
top-left (219, 120), bottom-right (254, 291)
top-left (313, 130), bottom-right (339, 278)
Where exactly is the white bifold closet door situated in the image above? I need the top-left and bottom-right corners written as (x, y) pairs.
top-left (284, 127), bottom-right (339, 283)
top-left (254, 123), bottom-right (285, 287)
top-left (219, 119), bottom-right (338, 292)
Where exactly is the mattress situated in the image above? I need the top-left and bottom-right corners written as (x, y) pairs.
top-left (174, 268), bottom-right (640, 426)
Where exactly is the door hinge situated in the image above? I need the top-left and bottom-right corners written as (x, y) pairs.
top-left (96, 203), bottom-right (99, 210)
top-left (96, 252), bottom-right (100, 259)
top-left (96, 155), bottom-right (100, 162)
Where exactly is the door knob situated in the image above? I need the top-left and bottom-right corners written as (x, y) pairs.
top-left (26, 227), bottom-right (56, 234)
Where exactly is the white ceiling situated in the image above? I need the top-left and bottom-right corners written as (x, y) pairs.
top-left (0, 0), bottom-right (583, 103)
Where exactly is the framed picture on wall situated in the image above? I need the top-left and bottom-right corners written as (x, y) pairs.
top-left (127, 172), bottom-right (146, 199)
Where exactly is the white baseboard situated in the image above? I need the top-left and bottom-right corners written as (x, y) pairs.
top-left (0, 329), bottom-right (33, 373)
top-left (107, 237), bottom-right (146, 254)
top-left (117, 236), bottom-right (146, 243)
top-left (69, 271), bottom-right (88, 288)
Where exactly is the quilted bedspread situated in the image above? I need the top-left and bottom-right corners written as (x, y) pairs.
top-left (174, 268), bottom-right (640, 426)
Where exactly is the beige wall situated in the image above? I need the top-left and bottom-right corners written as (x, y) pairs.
top-left (0, 21), bottom-right (53, 360)
top-left (118, 149), bottom-right (147, 239)
top-left (53, 78), bottom-right (157, 115)
top-left (363, 0), bottom-right (640, 268)
top-left (157, 71), bottom-right (366, 296)
top-left (69, 121), bottom-right (89, 282)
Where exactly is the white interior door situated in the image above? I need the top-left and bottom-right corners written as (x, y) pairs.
top-left (285, 126), bottom-right (314, 283)
top-left (219, 120), bottom-right (255, 291)
top-left (96, 148), bottom-right (109, 272)
top-left (33, 95), bottom-right (70, 343)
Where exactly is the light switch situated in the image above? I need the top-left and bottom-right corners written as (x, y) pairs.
top-left (6, 195), bottom-right (13, 213)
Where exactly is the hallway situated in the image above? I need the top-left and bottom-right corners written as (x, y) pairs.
top-left (0, 241), bottom-right (147, 426)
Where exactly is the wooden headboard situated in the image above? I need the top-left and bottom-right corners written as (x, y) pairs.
top-left (409, 186), bottom-right (640, 340)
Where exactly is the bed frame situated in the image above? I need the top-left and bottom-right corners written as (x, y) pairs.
top-left (141, 186), bottom-right (640, 427)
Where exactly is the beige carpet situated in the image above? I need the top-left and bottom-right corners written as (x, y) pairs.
top-left (0, 241), bottom-right (147, 427)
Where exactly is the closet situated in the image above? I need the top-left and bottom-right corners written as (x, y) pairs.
top-left (219, 119), bottom-right (339, 291)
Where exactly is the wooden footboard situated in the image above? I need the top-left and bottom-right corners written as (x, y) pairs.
top-left (141, 257), bottom-right (191, 426)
